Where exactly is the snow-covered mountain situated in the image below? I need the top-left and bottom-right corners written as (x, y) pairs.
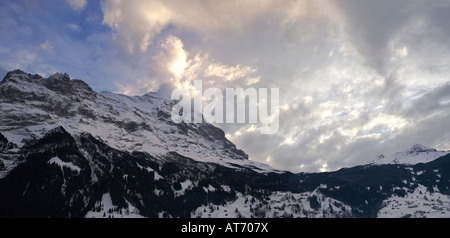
top-left (1, 69), bottom-right (449, 218)
top-left (0, 69), bottom-right (272, 175)
top-left (368, 144), bottom-right (449, 165)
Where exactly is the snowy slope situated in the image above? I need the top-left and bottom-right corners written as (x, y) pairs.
top-left (378, 185), bottom-right (450, 218)
top-left (368, 144), bottom-right (449, 165)
top-left (192, 187), bottom-right (352, 218)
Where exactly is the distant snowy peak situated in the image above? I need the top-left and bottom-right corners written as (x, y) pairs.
top-left (370, 144), bottom-right (449, 165)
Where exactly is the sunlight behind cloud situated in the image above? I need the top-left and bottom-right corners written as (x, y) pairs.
top-left (161, 36), bottom-right (187, 79)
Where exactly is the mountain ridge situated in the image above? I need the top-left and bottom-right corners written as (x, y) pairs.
top-left (369, 144), bottom-right (449, 166)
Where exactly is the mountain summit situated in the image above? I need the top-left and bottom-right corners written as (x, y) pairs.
top-left (408, 144), bottom-right (437, 154)
top-left (369, 144), bottom-right (448, 165)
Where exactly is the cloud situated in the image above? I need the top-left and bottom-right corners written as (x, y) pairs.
top-left (114, 82), bottom-right (140, 96)
top-left (101, 0), bottom-right (174, 54)
top-left (113, 34), bottom-right (262, 96)
top-left (67, 0), bottom-right (87, 11)
top-left (220, 28), bottom-right (450, 172)
top-left (37, 40), bottom-right (54, 52)
top-left (205, 63), bottom-right (257, 82)
top-left (402, 83), bottom-right (450, 119)
top-left (332, 0), bottom-right (450, 75)
top-left (156, 36), bottom-right (188, 81)
top-left (66, 23), bottom-right (81, 32)
top-left (100, 0), bottom-right (340, 54)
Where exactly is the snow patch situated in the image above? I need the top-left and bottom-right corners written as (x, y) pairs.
top-left (174, 180), bottom-right (194, 197)
top-left (85, 193), bottom-right (145, 218)
top-left (48, 156), bottom-right (81, 173)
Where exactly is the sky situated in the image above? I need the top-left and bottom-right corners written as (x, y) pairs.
top-left (1, 0), bottom-right (450, 172)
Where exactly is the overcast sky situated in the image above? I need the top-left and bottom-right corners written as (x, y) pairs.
top-left (1, 0), bottom-right (449, 172)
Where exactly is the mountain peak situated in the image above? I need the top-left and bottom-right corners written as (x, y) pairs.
top-left (3, 69), bottom-right (72, 85)
top-left (6, 69), bottom-right (26, 76)
top-left (408, 144), bottom-right (436, 154)
top-left (2, 69), bottom-right (43, 84)
top-left (369, 144), bottom-right (448, 166)
top-left (48, 72), bottom-right (71, 82)
top-left (1, 69), bottom-right (96, 100)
